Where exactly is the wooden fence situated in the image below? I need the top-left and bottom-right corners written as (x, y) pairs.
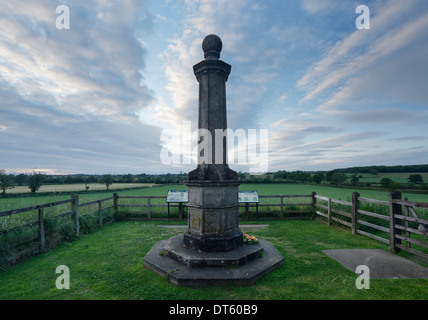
top-left (0, 195), bottom-right (115, 262)
top-left (1, 190), bottom-right (428, 270)
top-left (114, 193), bottom-right (315, 221)
top-left (314, 191), bottom-right (428, 260)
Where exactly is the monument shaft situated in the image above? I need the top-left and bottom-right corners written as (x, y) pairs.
top-left (184, 35), bottom-right (242, 252)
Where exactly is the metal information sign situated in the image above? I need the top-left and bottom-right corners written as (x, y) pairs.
top-left (166, 190), bottom-right (259, 203)
top-left (166, 190), bottom-right (260, 221)
top-left (238, 191), bottom-right (259, 203)
top-left (167, 190), bottom-right (188, 203)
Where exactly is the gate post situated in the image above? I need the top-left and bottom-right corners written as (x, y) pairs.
top-left (389, 191), bottom-right (402, 253)
top-left (351, 192), bottom-right (360, 235)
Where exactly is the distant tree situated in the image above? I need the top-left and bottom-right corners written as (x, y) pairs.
top-left (273, 171), bottom-right (288, 179)
top-left (65, 175), bottom-right (75, 184)
top-left (99, 174), bottom-right (114, 191)
top-left (387, 181), bottom-right (400, 192)
top-left (312, 172), bottom-right (324, 184)
top-left (350, 174), bottom-right (359, 186)
top-left (325, 170), bottom-right (337, 182)
top-left (238, 172), bottom-right (246, 180)
top-left (28, 172), bottom-right (46, 193)
top-left (369, 169), bottom-right (378, 175)
top-left (122, 174), bottom-right (133, 183)
top-left (380, 178), bottom-right (393, 188)
top-left (15, 173), bottom-right (28, 186)
top-left (0, 169), bottom-right (15, 195)
top-left (330, 172), bottom-right (347, 186)
top-left (408, 174), bottom-right (423, 184)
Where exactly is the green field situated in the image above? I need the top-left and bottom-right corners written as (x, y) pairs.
top-left (349, 172), bottom-right (428, 184)
top-left (5, 183), bottom-right (156, 194)
top-left (2, 183), bottom-right (428, 219)
top-left (1, 219), bottom-right (427, 300)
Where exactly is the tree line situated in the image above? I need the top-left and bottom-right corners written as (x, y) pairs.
top-left (0, 170), bottom-right (188, 195)
top-left (1, 165), bottom-right (427, 195)
top-left (333, 164), bottom-right (428, 174)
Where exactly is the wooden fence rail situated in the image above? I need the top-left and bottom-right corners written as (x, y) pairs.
top-left (314, 191), bottom-right (428, 261)
top-left (114, 194), bottom-right (315, 221)
top-left (2, 190), bottom-right (428, 270)
top-left (0, 194), bottom-right (115, 251)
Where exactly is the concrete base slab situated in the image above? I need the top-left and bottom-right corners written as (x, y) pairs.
top-left (143, 237), bottom-right (284, 286)
top-left (323, 249), bottom-right (428, 279)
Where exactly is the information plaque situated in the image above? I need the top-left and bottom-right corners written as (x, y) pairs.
top-left (238, 191), bottom-right (259, 203)
top-left (167, 190), bottom-right (188, 203)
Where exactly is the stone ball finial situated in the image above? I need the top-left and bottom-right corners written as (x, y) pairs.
top-left (202, 34), bottom-right (222, 60)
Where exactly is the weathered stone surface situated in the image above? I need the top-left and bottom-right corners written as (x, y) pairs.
top-left (164, 235), bottom-right (263, 268)
top-left (184, 180), bottom-right (242, 252)
top-left (202, 34), bottom-right (223, 60)
top-left (143, 238), bottom-right (284, 287)
top-left (183, 229), bottom-right (243, 252)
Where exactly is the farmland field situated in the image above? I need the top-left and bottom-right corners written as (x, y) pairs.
top-left (2, 183), bottom-right (428, 231)
top-left (2, 183), bottom-right (428, 213)
top-left (6, 183), bottom-right (156, 194)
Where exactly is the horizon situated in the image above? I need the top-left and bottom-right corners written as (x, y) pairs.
top-left (4, 163), bottom-right (428, 176)
top-left (1, 1), bottom-right (428, 175)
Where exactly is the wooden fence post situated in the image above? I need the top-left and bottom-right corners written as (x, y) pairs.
top-left (71, 194), bottom-right (79, 237)
top-left (403, 197), bottom-right (410, 249)
top-left (147, 197), bottom-right (151, 221)
top-left (113, 193), bottom-right (118, 220)
top-left (389, 191), bottom-right (402, 253)
top-left (327, 197), bottom-right (332, 225)
top-left (179, 202), bottom-right (183, 221)
top-left (311, 192), bottom-right (316, 217)
top-left (245, 203), bottom-right (250, 221)
top-left (38, 206), bottom-right (45, 251)
top-left (98, 200), bottom-right (103, 228)
top-left (351, 192), bottom-right (360, 235)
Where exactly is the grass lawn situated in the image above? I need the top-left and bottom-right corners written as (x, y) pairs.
top-left (0, 219), bottom-right (427, 300)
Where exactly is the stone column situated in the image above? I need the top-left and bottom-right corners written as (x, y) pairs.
top-left (184, 35), bottom-right (242, 252)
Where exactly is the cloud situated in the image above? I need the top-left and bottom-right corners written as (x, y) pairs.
top-left (0, 0), bottom-right (165, 174)
top-left (0, 0), bottom-right (155, 121)
top-left (0, 87), bottom-right (163, 174)
top-left (341, 109), bottom-right (428, 124)
top-left (153, 0), bottom-right (295, 133)
top-left (297, 0), bottom-right (428, 114)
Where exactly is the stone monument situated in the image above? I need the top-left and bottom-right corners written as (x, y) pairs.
top-left (184, 34), bottom-right (242, 252)
top-left (143, 35), bottom-right (283, 286)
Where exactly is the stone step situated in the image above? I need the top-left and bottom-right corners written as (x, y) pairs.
top-left (164, 235), bottom-right (263, 268)
top-left (143, 236), bottom-right (284, 287)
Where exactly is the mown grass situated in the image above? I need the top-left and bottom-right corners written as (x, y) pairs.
top-left (0, 219), bottom-right (427, 300)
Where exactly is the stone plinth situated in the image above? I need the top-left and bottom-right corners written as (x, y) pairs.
top-left (165, 235), bottom-right (262, 268)
top-left (184, 180), bottom-right (242, 252)
top-left (143, 236), bottom-right (284, 287)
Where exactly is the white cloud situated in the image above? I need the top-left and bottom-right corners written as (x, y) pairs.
top-left (0, 0), bottom-right (165, 174)
top-left (297, 0), bottom-right (428, 114)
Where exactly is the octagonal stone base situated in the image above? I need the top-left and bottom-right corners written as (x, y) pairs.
top-left (143, 235), bottom-right (284, 287)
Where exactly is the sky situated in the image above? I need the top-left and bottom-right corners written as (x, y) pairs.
top-left (0, 0), bottom-right (428, 175)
